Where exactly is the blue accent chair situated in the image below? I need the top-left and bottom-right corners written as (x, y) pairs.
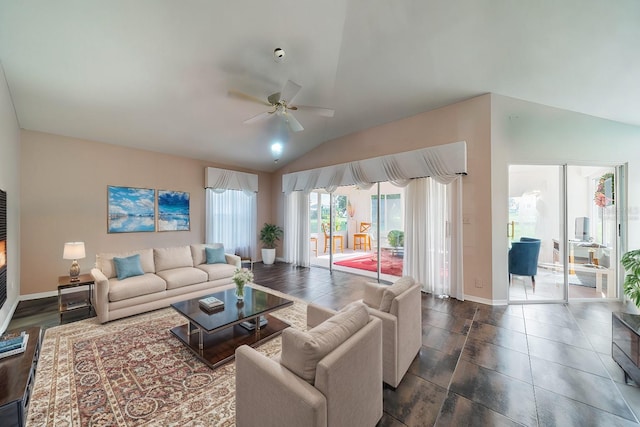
top-left (509, 237), bottom-right (541, 291)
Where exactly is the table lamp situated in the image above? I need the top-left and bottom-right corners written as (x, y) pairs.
top-left (63, 242), bottom-right (85, 281)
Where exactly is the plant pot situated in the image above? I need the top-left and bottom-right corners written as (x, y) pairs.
top-left (261, 248), bottom-right (276, 265)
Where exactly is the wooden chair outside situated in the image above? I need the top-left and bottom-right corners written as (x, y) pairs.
top-left (353, 222), bottom-right (372, 251)
top-left (310, 235), bottom-right (318, 257)
top-left (322, 223), bottom-right (343, 253)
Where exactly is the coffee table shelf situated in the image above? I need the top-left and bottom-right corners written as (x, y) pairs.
top-left (170, 286), bottom-right (293, 369)
top-left (170, 314), bottom-right (290, 368)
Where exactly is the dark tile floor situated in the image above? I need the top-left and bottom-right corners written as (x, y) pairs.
top-left (9, 262), bottom-right (640, 426)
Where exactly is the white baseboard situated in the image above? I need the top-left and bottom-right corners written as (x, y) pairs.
top-left (464, 294), bottom-right (507, 306)
top-left (20, 290), bottom-right (58, 300)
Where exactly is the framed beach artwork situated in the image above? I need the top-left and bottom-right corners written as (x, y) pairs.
top-left (107, 186), bottom-right (156, 233)
top-left (157, 190), bottom-right (190, 231)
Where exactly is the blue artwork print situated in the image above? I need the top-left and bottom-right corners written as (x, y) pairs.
top-left (108, 186), bottom-right (156, 233)
top-left (158, 190), bottom-right (190, 231)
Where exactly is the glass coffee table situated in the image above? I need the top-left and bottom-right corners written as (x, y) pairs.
top-left (170, 286), bottom-right (293, 368)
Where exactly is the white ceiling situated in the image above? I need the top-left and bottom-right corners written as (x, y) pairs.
top-left (1, 1), bottom-right (639, 172)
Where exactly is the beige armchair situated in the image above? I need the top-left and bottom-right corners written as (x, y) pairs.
top-left (235, 302), bottom-right (383, 427)
top-left (362, 276), bottom-right (422, 388)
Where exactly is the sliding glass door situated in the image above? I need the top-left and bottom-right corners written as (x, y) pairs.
top-left (508, 165), bottom-right (564, 302)
top-left (309, 183), bottom-right (405, 282)
top-left (508, 164), bottom-right (621, 303)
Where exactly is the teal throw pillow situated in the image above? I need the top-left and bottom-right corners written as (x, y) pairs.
top-left (113, 254), bottom-right (144, 280)
top-left (206, 246), bottom-right (227, 264)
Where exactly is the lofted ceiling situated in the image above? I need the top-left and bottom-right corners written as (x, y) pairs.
top-left (1, 1), bottom-right (639, 172)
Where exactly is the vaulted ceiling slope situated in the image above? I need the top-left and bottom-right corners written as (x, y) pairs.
top-left (1, 1), bottom-right (639, 172)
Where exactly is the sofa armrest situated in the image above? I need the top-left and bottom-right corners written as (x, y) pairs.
top-left (235, 345), bottom-right (327, 427)
top-left (307, 303), bottom-right (337, 329)
top-left (225, 253), bottom-right (241, 268)
top-left (90, 268), bottom-right (110, 324)
top-left (389, 284), bottom-right (422, 385)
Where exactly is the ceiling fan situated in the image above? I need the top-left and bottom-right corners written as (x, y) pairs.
top-left (229, 80), bottom-right (334, 132)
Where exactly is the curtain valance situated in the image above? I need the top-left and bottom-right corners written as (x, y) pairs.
top-left (282, 141), bottom-right (466, 194)
top-left (206, 167), bottom-right (258, 193)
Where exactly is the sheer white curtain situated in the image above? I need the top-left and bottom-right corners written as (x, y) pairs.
top-left (205, 189), bottom-right (256, 259)
top-left (284, 191), bottom-right (310, 267)
top-left (404, 177), bottom-right (463, 299)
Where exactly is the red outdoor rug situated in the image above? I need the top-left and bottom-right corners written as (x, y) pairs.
top-left (333, 252), bottom-right (403, 276)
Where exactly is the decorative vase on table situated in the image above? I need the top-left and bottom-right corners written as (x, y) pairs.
top-left (233, 268), bottom-right (254, 301)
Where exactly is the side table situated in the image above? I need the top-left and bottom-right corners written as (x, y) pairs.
top-left (240, 258), bottom-right (254, 271)
top-left (58, 273), bottom-right (94, 319)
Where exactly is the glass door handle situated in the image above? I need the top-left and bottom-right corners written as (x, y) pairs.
top-left (507, 221), bottom-right (515, 238)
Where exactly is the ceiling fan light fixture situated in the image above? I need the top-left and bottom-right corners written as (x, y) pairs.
top-left (271, 142), bottom-right (283, 162)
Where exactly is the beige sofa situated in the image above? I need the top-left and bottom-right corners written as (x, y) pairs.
top-left (91, 244), bottom-right (240, 323)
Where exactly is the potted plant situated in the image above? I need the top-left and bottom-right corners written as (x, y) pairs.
top-left (387, 230), bottom-right (404, 257)
top-left (259, 223), bottom-right (283, 265)
top-left (622, 249), bottom-right (640, 306)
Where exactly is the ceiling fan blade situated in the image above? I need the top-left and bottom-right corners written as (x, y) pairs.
top-left (291, 105), bottom-right (335, 117)
top-left (280, 80), bottom-right (302, 103)
top-left (267, 92), bottom-right (281, 105)
top-left (228, 90), bottom-right (271, 107)
top-left (282, 111), bottom-right (304, 132)
top-left (243, 111), bottom-right (273, 124)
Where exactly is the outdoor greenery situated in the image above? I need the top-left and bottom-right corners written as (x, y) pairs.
top-left (387, 230), bottom-right (404, 248)
top-left (259, 223), bottom-right (283, 249)
top-left (622, 249), bottom-right (640, 307)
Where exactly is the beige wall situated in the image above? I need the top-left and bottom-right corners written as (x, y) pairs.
top-left (491, 94), bottom-right (640, 302)
top-left (272, 94), bottom-right (494, 301)
top-left (0, 65), bottom-right (21, 330)
top-left (20, 130), bottom-right (272, 296)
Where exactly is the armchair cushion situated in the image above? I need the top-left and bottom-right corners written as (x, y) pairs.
top-left (379, 276), bottom-right (415, 312)
top-left (281, 301), bottom-right (369, 384)
top-left (363, 282), bottom-right (386, 308)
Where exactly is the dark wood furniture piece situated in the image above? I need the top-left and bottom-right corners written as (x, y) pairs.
top-left (58, 273), bottom-right (94, 319)
top-left (612, 312), bottom-right (640, 384)
top-left (0, 326), bottom-right (42, 427)
top-left (170, 286), bottom-right (293, 369)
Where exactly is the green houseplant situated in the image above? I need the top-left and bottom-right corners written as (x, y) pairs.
top-left (622, 249), bottom-right (640, 307)
top-left (259, 223), bottom-right (283, 265)
top-left (387, 230), bottom-right (404, 256)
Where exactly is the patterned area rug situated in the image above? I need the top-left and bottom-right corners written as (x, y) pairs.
top-left (26, 284), bottom-right (307, 427)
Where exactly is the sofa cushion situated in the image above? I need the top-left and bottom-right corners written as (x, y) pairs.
top-left (190, 243), bottom-right (224, 266)
top-left (113, 254), bottom-right (144, 280)
top-left (280, 301), bottom-right (369, 384)
top-left (154, 246), bottom-right (193, 271)
top-left (156, 267), bottom-right (208, 290)
top-left (206, 246), bottom-right (227, 264)
top-left (363, 282), bottom-right (386, 308)
top-left (108, 273), bottom-right (167, 302)
top-left (196, 263), bottom-right (236, 281)
top-left (97, 248), bottom-right (155, 279)
top-left (379, 276), bottom-right (415, 312)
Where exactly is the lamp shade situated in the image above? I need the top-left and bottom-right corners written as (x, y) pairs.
top-left (63, 242), bottom-right (86, 260)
